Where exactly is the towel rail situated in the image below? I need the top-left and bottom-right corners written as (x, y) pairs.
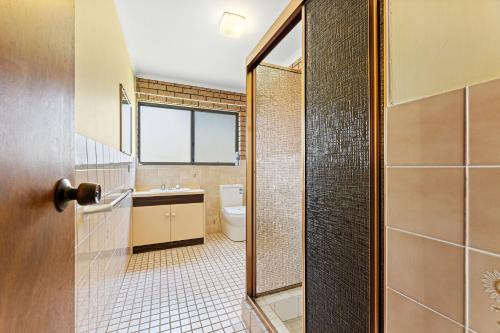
top-left (83, 188), bottom-right (133, 215)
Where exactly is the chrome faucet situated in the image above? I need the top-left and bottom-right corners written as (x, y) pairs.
top-left (160, 184), bottom-right (167, 191)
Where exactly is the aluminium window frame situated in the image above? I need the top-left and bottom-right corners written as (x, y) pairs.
top-left (138, 102), bottom-right (239, 166)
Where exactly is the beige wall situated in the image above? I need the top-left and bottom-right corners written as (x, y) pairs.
top-left (389, 0), bottom-right (500, 105)
top-left (75, 0), bottom-right (136, 152)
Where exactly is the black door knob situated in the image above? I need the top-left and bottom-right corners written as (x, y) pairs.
top-left (54, 178), bottom-right (101, 212)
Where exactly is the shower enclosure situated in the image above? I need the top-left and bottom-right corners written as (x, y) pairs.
top-left (245, 0), bottom-right (383, 332)
top-left (245, 7), bottom-right (305, 332)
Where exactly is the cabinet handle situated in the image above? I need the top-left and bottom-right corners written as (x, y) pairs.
top-left (171, 212), bottom-right (176, 217)
top-left (165, 213), bottom-right (170, 217)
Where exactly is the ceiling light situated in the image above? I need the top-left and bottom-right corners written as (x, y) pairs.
top-left (219, 12), bottom-right (246, 39)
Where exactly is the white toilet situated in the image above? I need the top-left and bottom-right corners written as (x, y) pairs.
top-left (219, 184), bottom-right (246, 241)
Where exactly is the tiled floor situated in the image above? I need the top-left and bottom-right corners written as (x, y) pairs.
top-left (106, 233), bottom-right (247, 333)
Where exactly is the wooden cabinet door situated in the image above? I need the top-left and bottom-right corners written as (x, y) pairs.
top-left (0, 0), bottom-right (75, 331)
top-left (171, 203), bottom-right (204, 241)
top-left (132, 205), bottom-right (171, 246)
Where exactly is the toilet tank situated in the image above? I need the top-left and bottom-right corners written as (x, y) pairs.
top-left (219, 184), bottom-right (243, 208)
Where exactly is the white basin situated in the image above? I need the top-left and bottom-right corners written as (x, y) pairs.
top-left (133, 188), bottom-right (205, 198)
top-left (149, 188), bottom-right (191, 193)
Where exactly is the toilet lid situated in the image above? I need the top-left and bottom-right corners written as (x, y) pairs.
top-left (223, 206), bottom-right (246, 215)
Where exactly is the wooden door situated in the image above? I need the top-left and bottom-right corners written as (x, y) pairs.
top-left (132, 205), bottom-right (171, 246)
top-left (0, 0), bottom-right (75, 332)
top-left (171, 203), bottom-right (205, 241)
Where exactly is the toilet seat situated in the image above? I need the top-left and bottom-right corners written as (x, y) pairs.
top-left (223, 206), bottom-right (245, 217)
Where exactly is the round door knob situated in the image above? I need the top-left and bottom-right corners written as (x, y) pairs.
top-left (54, 178), bottom-right (101, 212)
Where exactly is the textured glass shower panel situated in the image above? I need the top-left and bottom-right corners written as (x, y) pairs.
top-left (255, 64), bottom-right (302, 294)
top-left (305, 0), bottom-right (371, 332)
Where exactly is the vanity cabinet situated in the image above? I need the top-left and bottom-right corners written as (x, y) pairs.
top-left (132, 193), bottom-right (205, 251)
top-left (132, 205), bottom-right (171, 246)
top-left (170, 203), bottom-right (204, 241)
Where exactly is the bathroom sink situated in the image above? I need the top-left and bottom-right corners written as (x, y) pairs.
top-left (149, 188), bottom-right (191, 193)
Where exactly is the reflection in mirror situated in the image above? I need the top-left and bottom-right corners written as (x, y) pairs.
top-left (253, 20), bottom-right (303, 333)
top-left (120, 84), bottom-right (132, 155)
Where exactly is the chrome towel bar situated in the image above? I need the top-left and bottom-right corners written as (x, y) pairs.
top-left (83, 188), bottom-right (133, 215)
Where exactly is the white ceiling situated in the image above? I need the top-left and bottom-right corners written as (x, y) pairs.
top-left (263, 23), bottom-right (302, 67)
top-left (114, 0), bottom-right (296, 92)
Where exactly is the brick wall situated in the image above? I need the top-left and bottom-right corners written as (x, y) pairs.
top-left (136, 77), bottom-right (247, 160)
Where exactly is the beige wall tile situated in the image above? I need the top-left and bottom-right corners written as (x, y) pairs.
top-left (75, 136), bottom-right (134, 333)
top-left (76, 235), bottom-right (90, 284)
top-left (468, 249), bottom-right (500, 333)
top-left (387, 89), bottom-right (465, 166)
top-left (386, 289), bottom-right (464, 333)
top-left (135, 166), bottom-right (158, 189)
top-left (387, 229), bottom-right (465, 323)
top-left (386, 167), bottom-right (464, 244)
top-left (469, 78), bottom-right (500, 165)
top-left (469, 168), bottom-right (500, 254)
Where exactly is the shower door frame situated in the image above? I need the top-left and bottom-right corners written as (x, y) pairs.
top-left (245, 0), bottom-right (384, 332)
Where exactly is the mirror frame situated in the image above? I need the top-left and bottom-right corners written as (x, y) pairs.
top-left (119, 84), bottom-right (133, 155)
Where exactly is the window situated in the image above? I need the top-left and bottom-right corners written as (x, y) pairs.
top-left (139, 103), bottom-right (238, 165)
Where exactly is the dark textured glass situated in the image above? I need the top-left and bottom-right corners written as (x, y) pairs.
top-left (305, 0), bottom-right (371, 332)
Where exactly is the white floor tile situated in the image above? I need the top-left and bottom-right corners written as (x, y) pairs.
top-left (105, 233), bottom-right (248, 333)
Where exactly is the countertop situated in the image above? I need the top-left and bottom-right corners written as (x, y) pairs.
top-left (133, 188), bottom-right (205, 198)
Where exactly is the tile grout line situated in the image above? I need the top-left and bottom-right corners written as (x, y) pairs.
top-left (387, 226), bottom-right (465, 248)
top-left (386, 165), bottom-right (466, 168)
top-left (465, 84), bottom-right (470, 331)
top-left (387, 165), bottom-right (500, 168)
top-left (387, 287), bottom-right (466, 329)
top-left (387, 226), bottom-right (500, 259)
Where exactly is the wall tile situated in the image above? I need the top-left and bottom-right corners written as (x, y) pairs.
top-left (387, 89), bottom-right (465, 166)
top-left (75, 134), bottom-right (134, 333)
top-left (469, 78), bottom-right (500, 165)
top-left (76, 235), bottom-right (90, 284)
top-left (135, 166), bottom-right (158, 189)
top-left (75, 134), bottom-right (88, 168)
top-left (386, 289), bottom-right (463, 333)
top-left (387, 229), bottom-right (465, 323)
top-left (76, 170), bottom-right (90, 243)
top-left (87, 138), bottom-right (97, 166)
top-left (468, 249), bottom-right (500, 333)
top-left (468, 168), bottom-right (500, 254)
top-left (386, 167), bottom-right (464, 244)
top-left (76, 273), bottom-right (90, 333)
top-left (386, 78), bottom-right (500, 333)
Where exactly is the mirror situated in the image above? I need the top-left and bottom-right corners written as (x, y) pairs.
top-left (120, 84), bottom-right (132, 155)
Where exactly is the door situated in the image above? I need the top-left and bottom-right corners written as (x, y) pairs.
top-left (0, 0), bottom-right (75, 332)
top-left (171, 203), bottom-right (204, 241)
top-left (132, 205), bottom-right (171, 246)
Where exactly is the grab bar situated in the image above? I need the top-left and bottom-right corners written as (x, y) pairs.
top-left (83, 188), bottom-right (133, 215)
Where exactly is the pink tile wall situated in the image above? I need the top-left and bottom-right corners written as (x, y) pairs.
top-left (386, 78), bottom-right (500, 333)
